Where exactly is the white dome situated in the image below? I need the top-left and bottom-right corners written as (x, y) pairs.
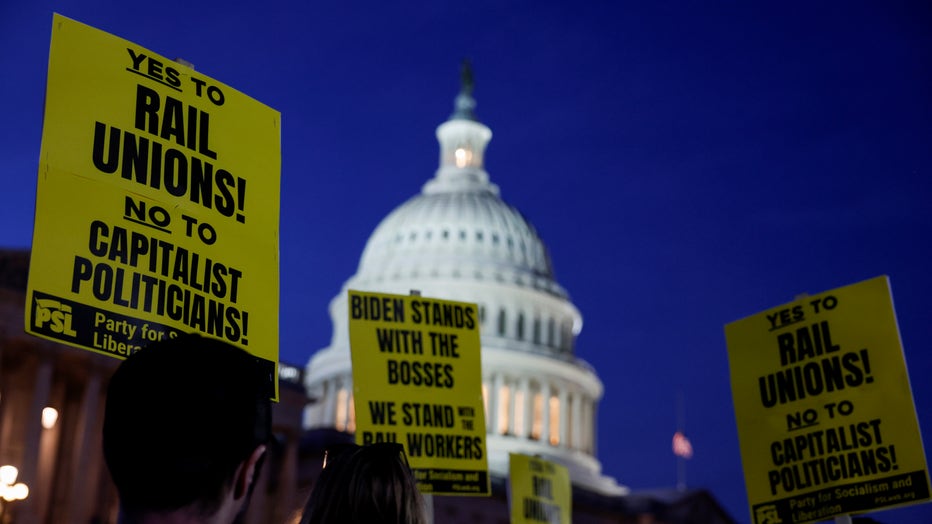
top-left (304, 72), bottom-right (624, 495)
top-left (359, 188), bottom-right (559, 291)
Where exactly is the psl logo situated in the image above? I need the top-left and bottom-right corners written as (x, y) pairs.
top-left (754, 505), bottom-right (782, 524)
top-left (34, 298), bottom-right (78, 337)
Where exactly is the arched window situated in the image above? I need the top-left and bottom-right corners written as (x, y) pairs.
top-left (533, 317), bottom-right (541, 344)
top-left (498, 309), bottom-right (507, 336)
top-left (516, 313), bottom-right (525, 340)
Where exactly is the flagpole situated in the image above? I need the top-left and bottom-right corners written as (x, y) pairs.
top-left (676, 390), bottom-right (686, 491)
top-left (677, 455), bottom-right (686, 492)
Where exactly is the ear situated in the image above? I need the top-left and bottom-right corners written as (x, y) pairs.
top-left (234, 444), bottom-right (267, 500)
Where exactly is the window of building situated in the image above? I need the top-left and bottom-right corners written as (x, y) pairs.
top-left (549, 395), bottom-right (560, 446)
top-left (513, 389), bottom-right (525, 436)
top-left (347, 392), bottom-right (356, 433)
top-left (531, 392), bottom-right (543, 441)
top-left (497, 385), bottom-right (510, 435)
top-left (335, 388), bottom-right (348, 431)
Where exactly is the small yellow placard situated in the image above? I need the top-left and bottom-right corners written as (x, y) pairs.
top-left (348, 290), bottom-right (490, 495)
top-left (509, 453), bottom-right (571, 524)
top-left (26, 15), bottom-right (281, 398)
top-left (725, 276), bottom-right (930, 523)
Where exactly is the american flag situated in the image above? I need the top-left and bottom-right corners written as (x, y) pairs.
top-left (672, 431), bottom-right (693, 459)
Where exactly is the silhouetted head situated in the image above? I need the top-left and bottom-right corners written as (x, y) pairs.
top-left (301, 442), bottom-right (427, 524)
top-left (103, 333), bottom-right (272, 520)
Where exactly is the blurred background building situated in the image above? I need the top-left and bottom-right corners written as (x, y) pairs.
top-left (300, 68), bottom-right (734, 523)
top-left (304, 65), bottom-right (623, 495)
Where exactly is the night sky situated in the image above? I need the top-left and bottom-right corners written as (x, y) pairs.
top-left (2, 2), bottom-right (931, 522)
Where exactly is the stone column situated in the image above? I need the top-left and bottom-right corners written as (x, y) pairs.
top-left (580, 396), bottom-right (591, 453)
top-left (505, 376), bottom-right (516, 435)
top-left (540, 381), bottom-right (551, 444)
top-left (517, 376), bottom-right (530, 438)
top-left (14, 357), bottom-right (52, 524)
top-left (343, 377), bottom-right (354, 432)
top-left (482, 380), bottom-right (491, 432)
top-left (35, 381), bottom-right (64, 523)
top-left (490, 373), bottom-right (503, 435)
top-left (590, 398), bottom-right (599, 455)
top-left (322, 378), bottom-right (336, 427)
top-left (64, 370), bottom-right (101, 524)
top-left (558, 387), bottom-right (568, 448)
top-left (571, 392), bottom-right (582, 450)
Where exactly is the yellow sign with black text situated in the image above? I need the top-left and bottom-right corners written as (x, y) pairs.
top-left (348, 290), bottom-right (490, 496)
top-left (509, 454), bottom-right (571, 524)
top-left (725, 276), bottom-right (929, 523)
top-left (26, 15), bottom-right (281, 398)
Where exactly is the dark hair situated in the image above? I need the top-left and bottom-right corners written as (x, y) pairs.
top-left (301, 443), bottom-right (427, 524)
top-left (102, 333), bottom-right (272, 517)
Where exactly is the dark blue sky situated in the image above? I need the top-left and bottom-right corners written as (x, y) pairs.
top-left (3, 2), bottom-right (931, 521)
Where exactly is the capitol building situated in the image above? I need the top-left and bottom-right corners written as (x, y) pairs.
top-left (303, 66), bottom-right (625, 498)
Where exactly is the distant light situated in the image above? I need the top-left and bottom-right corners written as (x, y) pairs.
top-left (9, 483), bottom-right (28, 501)
top-left (673, 431), bottom-right (693, 459)
top-left (454, 147), bottom-right (472, 168)
top-left (0, 465), bottom-right (17, 485)
top-left (42, 407), bottom-right (59, 429)
top-left (279, 365), bottom-right (300, 381)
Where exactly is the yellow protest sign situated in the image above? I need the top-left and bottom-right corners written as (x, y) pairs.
top-left (348, 290), bottom-right (489, 495)
top-left (725, 276), bottom-right (930, 523)
top-left (26, 14), bottom-right (281, 397)
top-left (509, 453), bottom-right (571, 524)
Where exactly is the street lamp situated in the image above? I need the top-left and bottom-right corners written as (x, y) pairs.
top-left (0, 465), bottom-right (29, 524)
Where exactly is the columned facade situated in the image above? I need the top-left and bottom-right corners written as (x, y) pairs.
top-left (0, 249), bottom-right (310, 524)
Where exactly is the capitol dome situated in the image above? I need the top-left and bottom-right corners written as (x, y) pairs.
top-left (304, 66), bottom-right (625, 495)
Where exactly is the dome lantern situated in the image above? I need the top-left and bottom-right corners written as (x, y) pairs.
top-left (427, 60), bottom-right (495, 195)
